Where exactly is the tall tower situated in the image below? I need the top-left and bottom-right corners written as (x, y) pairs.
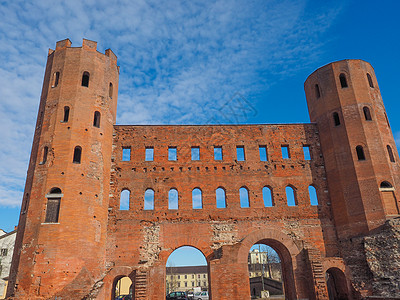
top-left (8, 39), bottom-right (119, 298)
top-left (304, 59), bottom-right (400, 240)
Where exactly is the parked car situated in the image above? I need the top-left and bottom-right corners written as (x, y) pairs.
top-left (193, 291), bottom-right (209, 300)
top-left (166, 291), bottom-right (188, 300)
top-left (187, 291), bottom-right (194, 299)
top-left (115, 295), bottom-right (132, 300)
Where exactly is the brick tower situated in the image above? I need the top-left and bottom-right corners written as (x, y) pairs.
top-left (7, 39), bottom-right (119, 299)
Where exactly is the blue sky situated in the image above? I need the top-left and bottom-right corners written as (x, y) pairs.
top-left (0, 0), bottom-right (399, 246)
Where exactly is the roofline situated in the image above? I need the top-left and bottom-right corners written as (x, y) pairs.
top-left (114, 122), bottom-right (316, 127)
top-left (0, 229), bottom-right (17, 239)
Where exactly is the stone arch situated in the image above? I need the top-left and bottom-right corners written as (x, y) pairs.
top-left (103, 266), bottom-right (136, 300)
top-left (326, 267), bottom-right (349, 300)
top-left (160, 238), bottom-right (214, 264)
top-left (237, 228), bottom-right (300, 299)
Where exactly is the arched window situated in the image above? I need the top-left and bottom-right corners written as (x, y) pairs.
top-left (93, 111), bottom-right (101, 128)
top-left (216, 187), bottom-right (226, 208)
top-left (81, 71), bottom-right (90, 87)
top-left (109, 82), bottom-right (113, 98)
top-left (73, 146), bottom-right (82, 164)
top-left (363, 106), bottom-right (372, 121)
top-left (286, 186), bottom-right (297, 206)
top-left (192, 188), bottom-right (202, 209)
top-left (367, 73), bottom-right (374, 88)
top-left (315, 84), bottom-right (321, 99)
top-left (45, 187), bottom-right (62, 223)
top-left (356, 145), bottom-right (365, 161)
top-left (63, 106), bottom-right (70, 122)
top-left (120, 189), bottom-right (130, 210)
top-left (387, 145), bottom-right (395, 162)
top-left (240, 187), bottom-right (249, 208)
top-left (144, 189), bottom-right (154, 210)
top-left (52, 72), bottom-right (60, 87)
top-left (308, 186), bottom-right (318, 206)
top-left (169, 189), bottom-right (178, 209)
top-left (339, 73), bottom-right (348, 88)
top-left (262, 186), bottom-right (273, 207)
top-left (380, 181), bottom-right (393, 189)
top-left (333, 112), bottom-right (340, 126)
top-left (40, 146), bottom-right (48, 164)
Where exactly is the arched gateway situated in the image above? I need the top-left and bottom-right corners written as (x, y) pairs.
top-left (8, 40), bottom-right (399, 299)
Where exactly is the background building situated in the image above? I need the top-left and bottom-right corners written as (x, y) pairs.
top-left (166, 266), bottom-right (208, 294)
top-left (0, 229), bottom-right (16, 299)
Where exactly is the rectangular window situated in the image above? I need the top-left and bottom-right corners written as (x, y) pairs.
top-left (177, 282), bottom-right (180, 287)
top-left (214, 146), bottom-right (223, 160)
top-left (184, 275), bottom-right (187, 279)
top-left (259, 146), bottom-right (267, 161)
top-left (192, 281), bottom-right (194, 287)
top-left (185, 282), bottom-right (187, 287)
top-left (236, 146), bottom-right (245, 161)
top-left (45, 198), bottom-right (61, 223)
top-left (281, 145), bottom-right (290, 159)
top-left (168, 147), bottom-right (177, 161)
top-left (1, 249), bottom-right (7, 256)
top-left (178, 275), bottom-right (180, 279)
top-left (303, 146), bottom-right (311, 160)
top-left (191, 147), bottom-right (200, 160)
top-left (122, 147), bottom-right (131, 161)
top-left (145, 147), bottom-right (154, 161)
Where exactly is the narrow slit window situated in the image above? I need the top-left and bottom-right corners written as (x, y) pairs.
top-left (286, 186), bottom-right (297, 206)
top-left (109, 82), bottom-right (113, 98)
top-left (168, 189), bottom-right (178, 209)
top-left (145, 147), bottom-right (154, 161)
top-left (216, 187), bottom-right (226, 208)
top-left (122, 147), bottom-right (131, 161)
top-left (73, 146), bottom-right (82, 164)
top-left (40, 146), bottom-right (48, 164)
top-left (191, 147), bottom-right (200, 161)
top-left (281, 145), bottom-right (290, 159)
top-left (387, 145), bottom-right (395, 162)
top-left (120, 189), bottom-right (130, 210)
top-left (240, 187), bottom-right (249, 208)
top-left (45, 187), bottom-right (62, 223)
top-left (308, 185), bottom-right (318, 206)
top-left (214, 146), bottom-right (223, 160)
top-left (81, 71), bottom-right (90, 87)
top-left (63, 106), bottom-right (70, 122)
top-left (168, 147), bottom-right (177, 161)
top-left (333, 112), bottom-right (340, 126)
top-left (385, 113), bottom-right (391, 128)
top-left (192, 188), bottom-right (202, 209)
top-left (315, 84), bottom-right (321, 99)
top-left (339, 73), bottom-right (348, 88)
top-left (262, 186), bottom-right (273, 207)
top-left (259, 146), bottom-right (267, 161)
top-left (367, 73), bottom-right (374, 88)
top-left (236, 146), bottom-right (245, 161)
top-left (363, 107), bottom-right (372, 121)
top-left (52, 72), bottom-right (60, 87)
top-left (303, 146), bottom-right (311, 160)
top-left (93, 111), bottom-right (101, 128)
top-left (144, 189), bottom-right (154, 210)
top-left (356, 145), bottom-right (366, 161)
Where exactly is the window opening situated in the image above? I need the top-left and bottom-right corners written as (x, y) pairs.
top-left (122, 147), bottom-right (131, 161)
top-left (308, 186), bottom-right (318, 206)
top-left (214, 146), bottom-right (223, 160)
top-left (339, 73), bottom-right (348, 88)
top-left (367, 73), bottom-right (374, 88)
top-left (120, 189), bottom-right (130, 210)
top-left (168, 147), bottom-right (177, 161)
top-left (303, 146), bottom-right (311, 160)
top-left (63, 106), bottom-right (70, 122)
top-left (315, 84), bottom-right (321, 99)
top-left (52, 72), bottom-right (60, 87)
top-left (1, 249), bottom-right (7, 256)
top-left (356, 145), bottom-right (366, 161)
top-left (81, 71), bottom-right (90, 87)
top-left (40, 146), bottom-right (48, 164)
top-left (333, 112), bottom-right (340, 126)
top-left (145, 147), bottom-right (154, 161)
top-left (263, 186), bottom-right (273, 207)
top-left (259, 146), bottom-right (267, 161)
top-left (168, 189), bottom-right (178, 209)
top-left (384, 113), bottom-right (390, 128)
top-left (113, 276), bottom-right (133, 299)
top-left (73, 146), bottom-right (82, 164)
top-left (45, 187), bottom-right (62, 223)
top-left (216, 187), bottom-right (226, 208)
top-left (237, 146), bottom-right (245, 161)
top-left (240, 187), bottom-right (250, 208)
top-left (93, 111), bottom-right (101, 128)
top-left (281, 145), bottom-right (290, 159)
top-left (286, 186), bottom-right (297, 206)
top-left (109, 82), bottom-right (113, 98)
top-left (192, 188), bottom-right (202, 209)
top-left (191, 147), bottom-right (200, 161)
top-left (363, 107), bottom-right (372, 121)
top-left (387, 145), bottom-right (395, 162)
top-left (144, 189), bottom-right (154, 210)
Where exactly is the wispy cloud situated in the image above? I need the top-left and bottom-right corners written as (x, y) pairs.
top-left (0, 0), bottom-right (342, 207)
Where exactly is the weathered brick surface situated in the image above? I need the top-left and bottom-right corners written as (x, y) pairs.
top-left (6, 41), bottom-right (400, 300)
